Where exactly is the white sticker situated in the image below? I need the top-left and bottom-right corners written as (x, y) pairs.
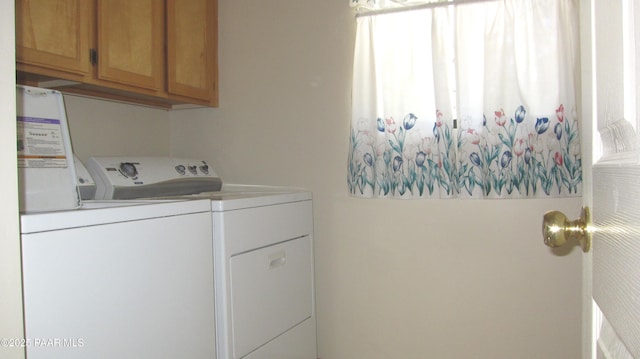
top-left (17, 116), bottom-right (68, 168)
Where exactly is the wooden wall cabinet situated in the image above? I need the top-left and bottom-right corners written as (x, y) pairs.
top-left (16, 0), bottom-right (218, 109)
top-left (167, 0), bottom-right (218, 103)
top-left (97, 0), bottom-right (165, 94)
top-left (16, 0), bottom-right (92, 80)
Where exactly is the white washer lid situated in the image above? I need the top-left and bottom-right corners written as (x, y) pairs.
top-left (20, 199), bottom-right (212, 234)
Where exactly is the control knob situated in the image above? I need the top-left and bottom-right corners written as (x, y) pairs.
top-left (119, 162), bottom-right (138, 179)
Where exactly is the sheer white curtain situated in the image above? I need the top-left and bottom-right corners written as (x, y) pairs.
top-left (348, 0), bottom-right (582, 198)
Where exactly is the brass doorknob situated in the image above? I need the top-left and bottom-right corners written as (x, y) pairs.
top-left (542, 206), bottom-right (591, 252)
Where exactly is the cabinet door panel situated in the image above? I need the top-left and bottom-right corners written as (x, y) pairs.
top-left (16, 0), bottom-right (91, 76)
top-left (97, 0), bottom-right (164, 92)
top-left (167, 0), bottom-right (218, 104)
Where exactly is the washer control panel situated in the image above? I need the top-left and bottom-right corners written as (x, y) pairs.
top-left (85, 156), bottom-right (223, 200)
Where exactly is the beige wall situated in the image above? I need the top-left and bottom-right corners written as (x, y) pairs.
top-left (170, 1), bottom-right (583, 358)
top-left (63, 95), bottom-right (171, 161)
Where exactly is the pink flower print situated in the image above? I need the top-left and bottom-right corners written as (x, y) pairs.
top-left (528, 133), bottom-right (542, 153)
top-left (466, 128), bottom-right (481, 145)
top-left (357, 118), bottom-right (371, 135)
top-left (495, 109), bottom-right (506, 126)
top-left (434, 110), bottom-right (445, 128)
top-left (385, 117), bottom-right (397, 134)
top-left (431, 153), bottom-right (441, 168)
top-left (556, 104), bottom-right (565, 123)
top-left (513, 138), bottom-right (527, 157)
top-left (554, 151), bottom-right (563, 166)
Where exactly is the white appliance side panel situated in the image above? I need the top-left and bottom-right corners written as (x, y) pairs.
top-left (219, 200), bottom-right (313, 255)
top-left (243, 319), bottom-right (317, 359)
top-left (229, 236), bottom-right (313, 358)
top-left (16, 86), bottom-right (80, 212)
top-left (22, 212), bottom-right (216, 359)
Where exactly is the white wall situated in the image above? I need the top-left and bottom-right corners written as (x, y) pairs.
top-left (170, 1), bottom-right (583, 358)
top-left (0, 1), bottom-right (25, 358)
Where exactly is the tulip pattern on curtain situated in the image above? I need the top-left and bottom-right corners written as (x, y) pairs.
top-left (347, 0), bottom-right (582, 199)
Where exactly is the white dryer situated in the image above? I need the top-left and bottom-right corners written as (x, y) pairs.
top-left (86, 157), bottom-right (318, 359)
top-left (208, 186), bottom-right (316, 359)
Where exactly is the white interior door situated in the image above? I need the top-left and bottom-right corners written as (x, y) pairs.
top-left (587, 0), bottom-right (640, 357)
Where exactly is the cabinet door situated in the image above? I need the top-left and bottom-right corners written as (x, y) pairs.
top-left (166, 0), bottom-right (218, 105)
top-left (96, 0), bottom-right (164, 92)
top-left (16, 0), bottom-right (92, 77)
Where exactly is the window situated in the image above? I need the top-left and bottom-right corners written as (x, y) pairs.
top-left (348, 0), bottom-right (583, 199)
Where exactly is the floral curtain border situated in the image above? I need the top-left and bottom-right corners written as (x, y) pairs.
top-left (348, 105), bottom-right (582, 199)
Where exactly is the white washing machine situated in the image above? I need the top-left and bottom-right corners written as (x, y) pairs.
top-left (20, 199), bottom-right (217, 359)
top-left (16, 86), bottom-right (217, 359)
top-left (86, 156), bottom-right (318, 359)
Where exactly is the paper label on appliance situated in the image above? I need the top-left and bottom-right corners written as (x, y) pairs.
top-left (17, 116), bottom-right (68, 168)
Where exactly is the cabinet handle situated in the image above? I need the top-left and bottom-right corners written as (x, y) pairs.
top-left (89, 49), bottom-right (98, 65)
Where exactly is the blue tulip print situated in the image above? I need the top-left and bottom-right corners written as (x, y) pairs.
top-left (347, 111), bottom-right (459, 197)
top-left (459, 104), bottom-right (582, 197)
top-left (348, 104), bottom-right (581, 198)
